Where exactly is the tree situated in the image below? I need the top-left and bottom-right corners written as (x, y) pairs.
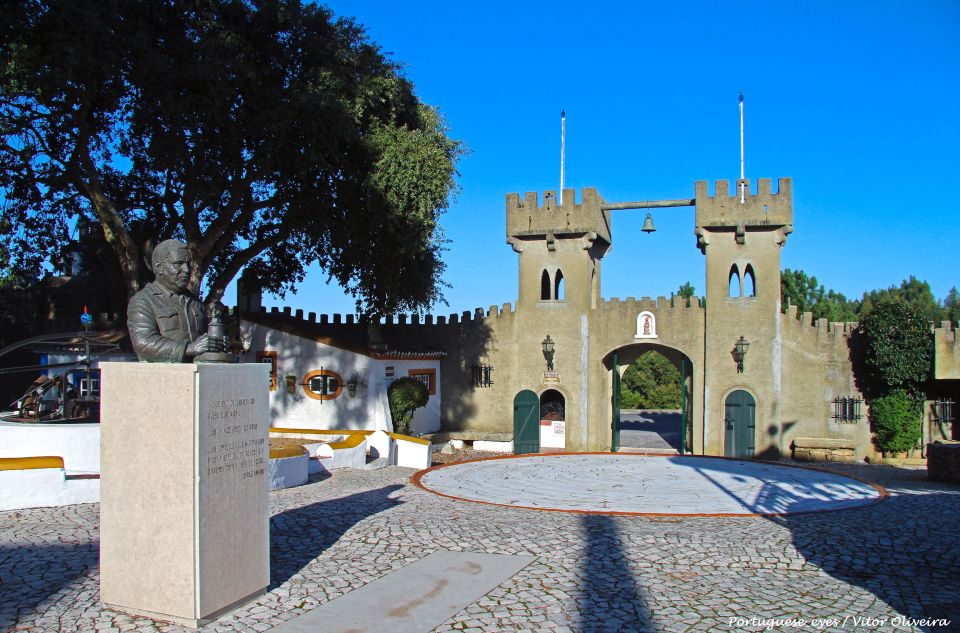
top-left (674, 281), bottom-right (695, 306)
top-left (943, 287), bottom-right (960, 327)
top-left (860, 276), bottom-right (942, 323)
top-left (780, 268), bottom-right (858, 322)
top-left (620, 351), bottom-right (682, 409)
top-left (858, 300), bottom-right (933, 398)
top-left (0, 0), bottom-right (464, 314)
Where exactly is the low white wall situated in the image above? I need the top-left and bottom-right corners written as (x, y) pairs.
top-left (0, 469), bottom-right (99, 511)
top-left (316, 438), bottom-right (367, 470)
top-left (395, 438), bottom-right (431, 470)
top-left (268, 455), bottom-right (308, 491)
top-left (0, 422), bottom-right (101, 474)
top-left (474, 440), bottom-right (513, 453)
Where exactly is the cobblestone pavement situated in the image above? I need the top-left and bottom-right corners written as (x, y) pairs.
top-left (1, 460), bottom-right (958, 633)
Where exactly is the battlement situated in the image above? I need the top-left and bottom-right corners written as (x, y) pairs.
top-left (601, 295), bottom-right (705, 311)
top-left (780, 305), bottom-right (857, 341)
top-left (506, 187), bottom-right (611, 245)
top-left (695, 178), bottom-right (792, 229)
top-left (253, 303), bottom-right (517, 328)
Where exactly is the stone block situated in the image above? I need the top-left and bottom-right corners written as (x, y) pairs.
top-left (100, 363), bottom-right (270, 627)
top-left (927, 441), bottom-right (960, 484)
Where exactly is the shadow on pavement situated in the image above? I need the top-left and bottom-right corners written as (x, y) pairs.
top-left (0, 540), bottom-right (98, 630)
top-left (767, 481), bottom-right (960, 631)
top-left (577, 514), bottom-right (654, 632)
top-left (269, 484), bottom-right (404, 589)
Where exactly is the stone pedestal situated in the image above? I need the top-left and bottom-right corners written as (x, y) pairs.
top-left (100, 363), bottom-right (270, 627)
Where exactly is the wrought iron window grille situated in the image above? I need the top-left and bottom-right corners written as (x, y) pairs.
top-left (831, 396), bottom-right (863, 423)
top-left (933, 398), bottom-right (955, 425)
top-left (471, 365), bottom-right (494, 388)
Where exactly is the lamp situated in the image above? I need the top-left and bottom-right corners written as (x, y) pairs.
top-left (733, 336), bottom-right (750, 373)
top-left (641, 213), bottom-right (656, 233)
top-left (541, 335), bottom-right (555, 371)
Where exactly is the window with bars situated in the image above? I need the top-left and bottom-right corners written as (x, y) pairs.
top-left (933, 398), bottom-right (955, 424)
top-left (831, 396), bottom-right (863, 422)
top-left (471, 365), bottom-right (494, 388)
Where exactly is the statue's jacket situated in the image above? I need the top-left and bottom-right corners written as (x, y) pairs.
top-left (127, 281), bottom-right (205, 362)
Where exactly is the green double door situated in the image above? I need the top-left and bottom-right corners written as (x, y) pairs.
top-left (724, 389), bottom-right (756, 458)
top-left (513, 390), bottom-right (540, 454)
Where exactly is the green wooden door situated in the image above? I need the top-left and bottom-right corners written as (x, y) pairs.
top-left (724, 390), bottom-right (756, 458)
top-left (513, 390), bottom-right (540, 455)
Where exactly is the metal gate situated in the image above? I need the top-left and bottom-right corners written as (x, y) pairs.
top-left (724, 390), bottom-right (756, 458)
top-left (513, 390), bottom-right (540, 454)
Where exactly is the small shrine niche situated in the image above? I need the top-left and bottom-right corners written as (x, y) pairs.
top-left (635, 311), bottom-right (657, 339)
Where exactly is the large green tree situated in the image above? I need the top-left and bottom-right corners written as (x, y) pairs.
top-left (620, 350), bottom-right (682, 409)
top-left (0, 0), bottom-right (463, 314)
top-left (860, 276), bottom-right (943, 323)
top-left (858, 300), bottom-right (933, 398)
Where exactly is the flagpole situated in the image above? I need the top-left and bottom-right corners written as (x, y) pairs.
top-left (560, 109), bottom-right (566, 205)
top-left (739, 93), bottom-right (745, 204)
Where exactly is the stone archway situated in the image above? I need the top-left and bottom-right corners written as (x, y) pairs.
top-left (607, 343), bottom-right (695, 454)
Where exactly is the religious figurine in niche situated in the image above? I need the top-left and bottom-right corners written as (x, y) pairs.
top-left (127, 239), bottom-right (230, 362)
top-left (642, 316), bottom-right (652, 336)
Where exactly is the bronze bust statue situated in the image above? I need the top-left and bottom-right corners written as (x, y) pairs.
top-left (127, 239), bottom-right (227, 362)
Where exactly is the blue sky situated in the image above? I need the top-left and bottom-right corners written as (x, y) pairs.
top-left (253, 0), bottom-right (960, 316)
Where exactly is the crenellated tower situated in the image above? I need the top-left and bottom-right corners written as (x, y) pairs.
top-left (695, 177), bottom-right (793, 456)
top-left (506, 187), bottom-right (611, 311)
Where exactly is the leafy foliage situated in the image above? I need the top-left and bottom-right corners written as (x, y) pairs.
top-left (860, 276), bottom-right (943, 324)
top-left (869, 390), bottom-right (922, 454)
top-left (620, 351), bottom-right (682, 409)
top-left (859, 301), bottom-right (933, 397)
top-left (387, 377), bottom-right (429, 435)
top-left (780, 269), bottom-right (858, 322)
top-left (0, 0), bottom-right (464, 314)
top-left (674, 281), bottom-right (695, 307)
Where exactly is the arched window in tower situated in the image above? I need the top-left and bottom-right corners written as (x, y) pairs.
top-left (744, 264), bottom-right (756, 297)
top-left (541, 270), bottom-right (551, 300)
top-left (728, 264), bottom-right (741, 297)
top-left (554, 270), bottom-right (565, 301)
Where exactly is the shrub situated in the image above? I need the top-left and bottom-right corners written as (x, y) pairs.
top-left (869, 390), bottom-right (922, 455)
top-left (387, 377), bottom-right (429, 435)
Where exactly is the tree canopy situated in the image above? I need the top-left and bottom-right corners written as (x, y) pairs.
top-left (780, 268), bottom-right (858, 322)
top-left (620, 350), bottom-right (682, 409)
top-left (859, 300), bottom-right (933, 398)
top-left (0, 0), bottom-right (464, 314)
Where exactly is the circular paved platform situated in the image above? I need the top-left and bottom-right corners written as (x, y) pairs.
top-left (415, 454), bottom-right (884, 516)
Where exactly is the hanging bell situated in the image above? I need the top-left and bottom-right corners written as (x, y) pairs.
top-left (641, 213), bottom-right (656, 233)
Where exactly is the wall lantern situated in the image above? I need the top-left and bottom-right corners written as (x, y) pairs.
top-left (542, 335), bottom-right (555, 371)
top-left (641, 213), bottom-right (656, 234)
top-left (733, 336), bottom-right (750, 373)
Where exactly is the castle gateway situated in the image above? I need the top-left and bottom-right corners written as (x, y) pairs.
top-left (323, 177), bottom-right (868, 459)
top-left (244, 177), bottom-right (949, 460)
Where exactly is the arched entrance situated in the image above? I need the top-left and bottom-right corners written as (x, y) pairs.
top-left (724, 389), bottom-right (756, 458)
top-left (609, 344), bottom-right (694, 454)
top-left (539, 389), bottom-right (566, 450)
top-left (513, 390), bottom-right (540, 455)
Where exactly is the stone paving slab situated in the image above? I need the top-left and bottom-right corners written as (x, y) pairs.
top-left (416, 455), bottom-right (882, 515)
top-left (265, 550), bottom-right (535, 633)
top-left (1, 462), bottom-right (957, 632)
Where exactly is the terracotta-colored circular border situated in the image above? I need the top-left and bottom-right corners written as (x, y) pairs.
top-left (411, 452), bottom-right (889, 518)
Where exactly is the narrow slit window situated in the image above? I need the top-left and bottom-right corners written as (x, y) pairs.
top-left (541, 270), bottom-right (551, 300)
top-left (554, 270), bottom-right (564, 301)
top-left (728, 265), bottom-right (741, 297)
top-left (744, 264), bottom-right (756, 297)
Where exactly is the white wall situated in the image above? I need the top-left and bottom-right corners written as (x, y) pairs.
top-left (240, 322), bottom-right (442, 434)
top-left (0, 422), bottom-right (101, 474)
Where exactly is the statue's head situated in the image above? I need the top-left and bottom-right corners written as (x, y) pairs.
top-left (152, 239), bottom-right (191, 293)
